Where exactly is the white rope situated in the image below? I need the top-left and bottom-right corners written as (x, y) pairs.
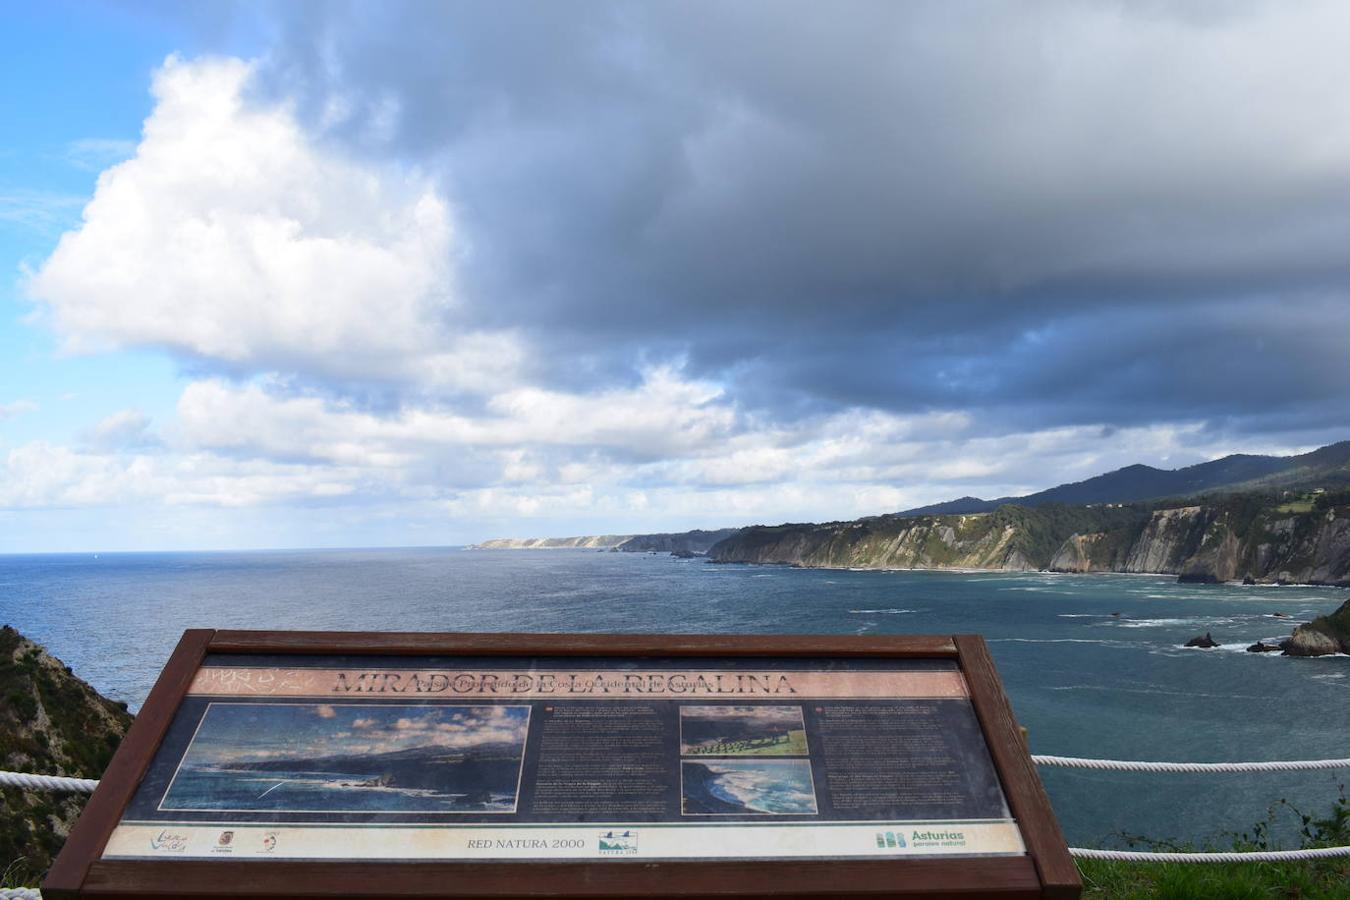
top-left (6, 757), bottom-right (1344, 789)
top-left (0, 770), bottom-right (98, 793)
top-left (1033, 754), bottom-right (1350, 773)
top-left (1070, 845), bottom-right (1350, 863)
top-left (1, 760), bottom-right (1347, 878)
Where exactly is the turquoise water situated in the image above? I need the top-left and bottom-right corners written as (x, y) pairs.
top-left (1, 547), bottom-right (1346, 847)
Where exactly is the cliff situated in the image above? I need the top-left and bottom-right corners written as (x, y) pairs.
top-left (473, 528), bottom-right (744, 553)
top-left (616, 529), bottom-right (741, 554)
top-left (711, 496), bottom-right (1350, 585)
top-left (711, 505), bottom-right (1147, 572)
top-left (0, 626), bottom-right (132, 880)
top-left (472, 534), bottom-right (633, 549)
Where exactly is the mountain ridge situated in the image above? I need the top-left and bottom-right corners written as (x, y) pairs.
top-left (899, 441), bottom-right (1350, 515)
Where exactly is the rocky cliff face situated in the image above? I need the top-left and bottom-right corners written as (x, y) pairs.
top-left (1116, 506), bottom-right (1244, 581)
top-left (711, 499), bottom-right (1350, 585)
top-left (0, 626), bottom-right (132, 880)
top-left (711, 505), bottom-right (1146, 572)
top-left (1282, 599), bottom-right (1350, 656)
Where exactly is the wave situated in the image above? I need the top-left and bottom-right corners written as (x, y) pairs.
top-left (1049, 684), bottom-right (1266, 699)
top-left (1114, 617), bottom-right (1244, 628)
top-left (704, 763), bottom-right (817, 815)
top-left (848, 608), bottom-right (917, 614)
top-left (989, 638), bottom-right (1132, 646)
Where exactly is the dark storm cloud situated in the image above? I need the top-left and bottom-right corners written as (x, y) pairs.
top-left (206, 2), bottom-right (1350, 434)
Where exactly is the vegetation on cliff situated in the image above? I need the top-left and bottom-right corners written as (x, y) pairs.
top-left (615, 529), bottom-right (741, 553)
top-left (711, 491), bottom-right (1350, 585)
top-left (1079, 791), bottom-right (1350, 898)
top-left (0, 626), bottom-right (131, 882)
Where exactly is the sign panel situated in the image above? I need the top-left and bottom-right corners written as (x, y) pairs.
top-left (103, 656), bottom-right (1022, 862)
top-left (46, 632), bottom-right (1080, 898)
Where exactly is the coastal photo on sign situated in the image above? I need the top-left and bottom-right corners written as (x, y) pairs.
top-left (160, 703), bottom-right (530, 814)
top-left (681, 759), bottom-right (819, 816)
top-left (679, 705), bottom-right (809, 756)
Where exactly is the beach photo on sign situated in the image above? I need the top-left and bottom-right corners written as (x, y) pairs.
top-left (679, 705), bottom-right (808, 756)
top-left (160, 703), bottom-right (529, 813)
top-left (681, 759), bottom-right (818, 816)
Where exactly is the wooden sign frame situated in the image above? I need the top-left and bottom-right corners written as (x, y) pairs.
top-left (45, 631), bottom-right (1079, 899)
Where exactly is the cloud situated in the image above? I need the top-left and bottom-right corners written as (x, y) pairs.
top-left (0, 191), bottom-right (87, 235)
top-left (314, 704), bottom-right (336, 718)
top-left (83, 408), bottom-right (158, 450)
top-left (226, 0), bottom-right (1350, 432)
top-left (0, 400), bottom-right (39, 422)
top-left (64, 138), bottom-right (138, 173)
top-left (0, 441), bottom-right (360, 509)
top-left (27, 56), bottom-right (518, 392)
top-left (13, 6), bottom-right (1350, 546)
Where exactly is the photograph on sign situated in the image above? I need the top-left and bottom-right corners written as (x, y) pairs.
top-left (680, 759), bottom-right (818, 815)
top-left (679, 705), bottom-right (808, 756)
top-left (160, 703), bottom-right (530, 814)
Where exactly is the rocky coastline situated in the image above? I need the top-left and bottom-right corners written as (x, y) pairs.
top-left (707, 497), bottom-right (1350, 587)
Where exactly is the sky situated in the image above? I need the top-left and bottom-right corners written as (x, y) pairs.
top-left (2, 1), bottom-right (1349, 552)
top-left (177, 703), bottom-right (530, 765)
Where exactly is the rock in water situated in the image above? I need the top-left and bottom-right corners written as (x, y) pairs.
top-left (1184, 632), bottom-right (1220, 648)
top-left (1245, 641), bottom-right (1281, 653)
top-left (0, 625), bottom-right (132, 880)
top-left (1280, 599), bottom-right (1350, 657)
top-left (1178, 572), bottom-right (1220, 584)
top-left (1282, 626), bottom-right (1341, 657)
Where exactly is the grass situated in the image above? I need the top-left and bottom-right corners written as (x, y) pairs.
top-left (1276, 500), bottom-right (1315, 514)
top-left (1078, 856), bottom-right (1349, 899)
top-left (1079, 792), bottom-right (1350, 898)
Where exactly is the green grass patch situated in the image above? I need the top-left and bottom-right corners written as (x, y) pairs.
top-left (1080, 792), bottom-right (1350, 898)
top-left (1078, 855), bottom-right (1349, 899)
top-left (1276, 500), bottom-right (1315, 514)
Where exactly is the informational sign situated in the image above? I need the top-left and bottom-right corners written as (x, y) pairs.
top-left (46, 632), bottom-right (1080, 898)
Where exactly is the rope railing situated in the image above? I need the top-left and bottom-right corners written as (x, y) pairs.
top-left (1069, 846), bottom-right (1350, 863)
top-left (0, 771), bottom-right (98, 793)
top-left (1031, 754), bottom-right (1350, 773)
top-left (1, 754), bottom-right (1347, 883)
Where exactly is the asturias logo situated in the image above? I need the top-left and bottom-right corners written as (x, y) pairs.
top-left (875, 830), bottom-right (907, 849)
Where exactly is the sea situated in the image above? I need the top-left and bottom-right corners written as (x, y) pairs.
top-left (1, 546), bottom-right (1346, 848)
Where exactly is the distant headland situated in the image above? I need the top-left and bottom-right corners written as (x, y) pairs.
top-left (474, 441), bottom-right (1350, 587)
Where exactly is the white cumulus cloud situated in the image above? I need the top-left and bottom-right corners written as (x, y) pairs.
top-left (27, 55), bottom-right (515, 391)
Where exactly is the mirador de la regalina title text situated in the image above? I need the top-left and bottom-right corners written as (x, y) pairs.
top-left (187, 667), bottom-right (968, 699)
